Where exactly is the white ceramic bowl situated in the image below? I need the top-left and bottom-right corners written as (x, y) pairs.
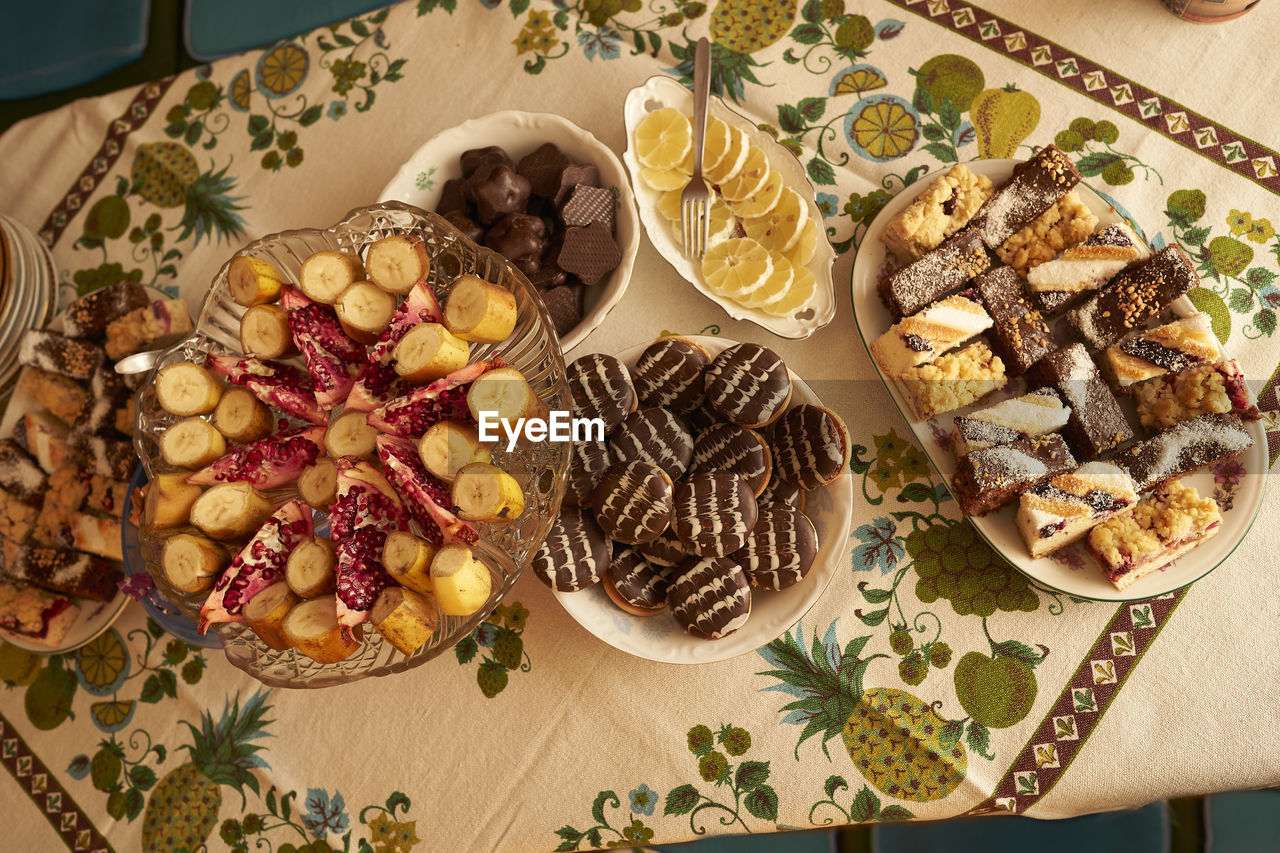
top-left (379, 111), bottom-right (640, 353)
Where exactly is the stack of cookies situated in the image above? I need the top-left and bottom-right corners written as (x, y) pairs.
top-left (532, 339), bottom-right (850, 640)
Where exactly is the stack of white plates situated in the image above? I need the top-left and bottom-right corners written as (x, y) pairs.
top-left (0, 215), bottom-right (56, 395)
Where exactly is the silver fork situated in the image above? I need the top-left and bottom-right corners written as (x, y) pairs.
top-left (680, 37), bottom-right (712, 260)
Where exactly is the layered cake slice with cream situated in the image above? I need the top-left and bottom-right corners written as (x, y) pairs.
top-left (1026, 223), bottom-right (1150, 315)
top-left (1016, 461), bottom-right (1138, 559)
top-left (869, 289), bottom-right (992, 376)
top-left (1087, 479), bottom-right (1221, 590)
top-left (951, 388), bottom-right (1071, 457)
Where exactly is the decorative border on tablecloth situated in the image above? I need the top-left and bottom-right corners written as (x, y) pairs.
top-left (964, 589), bottom-right (1186, 815)
top-left (1, 710), bottom-right (115, 853)
top-left (38, 77), bottom-right (176, 250)
top-left (885, 0), bottom-right (1280, 197)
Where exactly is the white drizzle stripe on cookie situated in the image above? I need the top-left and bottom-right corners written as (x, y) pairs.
top-left (705, 344), bottom-right (790, 426)
top-left (671, 556), bottom-right (751, 639)
top-left (633, 339), bottom-right (708, 412)
top-left (595, 462), bottom-right (672, 543)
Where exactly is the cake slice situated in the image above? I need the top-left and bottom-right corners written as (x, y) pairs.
top-left (12, 411), bottom-right (72, 473)
top-left (16, 367), bottom-right (89, 425)
top-left (1104, 312), bottom-right (1226, 388)
top-left (952, 434), bottom-right (1076, 517)
top-left (973, 265), bottom-right (1055, 375)
top-left (1027, 223), bottom-right (1150, 315)
top-left (105, 298), bottom-right (193, 360)
top-left (1087, 479), bottom-right (1221, 590)
top-left (995, 190), bottom-right (1099, 277)
top-left (869, 289), bottom-right (992, 376)
top-left (0, 581), bottom-right (79, 648)
top-left (1016, 461), bottom-right (1139, 558)
top-left (1029, 344), bottom-right (1134, 459)
top-left (1133, 359), bottom-right (1259, 430)
top-left (0, 440), bottom-right (47, 506)
top-left (951, 388), bottom-right (1070, 457)
top-left (0, 488), bottom-right (37, 543)
top-left (1066, 245), bottom-right (1198, 351)
top-left (1111, 412), bottom-right (1254, 493)
top-left (62, 281), bottom-right (149, 339)
top-left (880, 164), bottom-right (994, 261)
top-left (0, 541), bottom-right (122, 602)
top-left (18, 330), bottom-right (105, 381)
top-left (69, 433), bottom-right (135, 481)
top-left (968, 145), bottom-right (1081, 250)
top-left (897, 340), bottom-right (1006, 420)
top-left (879, 229), bottom-right (991, 318)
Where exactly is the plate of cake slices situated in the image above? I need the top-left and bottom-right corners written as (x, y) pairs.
top-left (539, 336), bottom-right (854, 664)
top-left (851, 150), bottom-right (1268, 602)
top-left (0, 282), bottom-right (181, 652)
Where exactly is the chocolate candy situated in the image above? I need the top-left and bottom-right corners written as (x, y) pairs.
top-left (969, 144), bottom-right (1081, 250)
top-left (691, 422), bottom-right (772, 496)
top-left (437, 178), bottom-right (469, 217)
top-left (518, 142), bottom-right (573, 198)
top-left (1067, 245), bottom-right (1198, 351)
top-left (566, 353), bottom-right (636, 432)
top-left (1029, 344), bottom-right (1134, 459)
top-left (565, 435), bottom-right (610, 507)
top-left (704, 343), bottom-right (792, 428)
top-left (484, 212), bottom-right (546, 265)
top-left (609, 407), bottom-right (694, 479)
top-left (632, 337), bottom-right (710, 414)
top-left (443, 210), bottom-right (484, 244)
top-left (879, 229), bottom-right (991, 319)
top-left (553, 162), bottom-right (600, 207)
top-left (460, 146), bottom-right (513, 177)
top-left (670, 554), bottom-right (752, 640)
top-left (558, 221), bottom-right (622, 285)
top-left (636, 528), bottom-right (691, 567)
top-left (542, 284), bottom-right (581, 336)
top-left (593, 461), bottom-right (673, 544)
top-left (469, 161), bottom-right (532, 224)
top-left (771, 404), bottom-right (851, 490)
top-left (603, 547), bottom-right (670, 615)
top-left (530, 508), bottom-right (611, 592)
top-left (560, 185), bottom-right (615, 231)
top-left (672, 471), bottom-right (758, 557)
top-left (737, 504), bottom-right (818, 591)
top-left (973, 265), bottom-right (1055, 376)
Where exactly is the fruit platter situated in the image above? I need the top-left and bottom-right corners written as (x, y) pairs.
top-left (131, 202), bottom-right (571, 687)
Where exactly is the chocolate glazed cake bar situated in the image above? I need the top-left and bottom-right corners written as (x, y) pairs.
top-left (1029, 344), bottom-right (1134, 459)
top-left (952, 434), bottom-right (1076, 517)
top-left (1066, 245), bottom-right (1198, 351)
top-left (974, 265), bottom-right (1055, 375)
top-left (968, 144), bottom-right (1082, 250)
top-left (879, 229), bottom-right (991, 319)
top-left (1110, 411), bottom-right (1254, 493)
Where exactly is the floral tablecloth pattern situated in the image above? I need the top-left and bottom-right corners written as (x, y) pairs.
top-left (1, 1), bottom-right (1278, 851)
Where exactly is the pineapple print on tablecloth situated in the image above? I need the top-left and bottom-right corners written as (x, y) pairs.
top-left (131, 141), bottom-right (247, 247)
top-left (667, 0), bottom-right (797, 103)
top-left (141, 689), bottom-right (273, 852)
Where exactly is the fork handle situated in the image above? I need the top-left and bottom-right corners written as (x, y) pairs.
top-left (691, 37), bottom-right (710, 179)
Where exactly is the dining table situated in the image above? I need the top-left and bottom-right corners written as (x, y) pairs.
top-left (1, 1), bottom-right (1279, 851)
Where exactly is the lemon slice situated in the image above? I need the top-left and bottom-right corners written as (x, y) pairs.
top-left (702, 117), bottom-right (733, 172)
top-left (635, 107), bottom-right (692, 171)
top-left (763, 263), bottom-right (817, 316)
top-left (705, 126), bottom-right (749, 184)
top-left (657, 181), bottom-right (710, 221)
top-left (743, 187), bottom-right (810, 253)
top-left (728, 171), bottom-right (784, 219)
top-left (702, 237), bottom-right (773, 298)
top-left (641, 167), bottom-right (690, 192)
top-left (669, 198), bottom-right (737, 248)
top-left (718, 146), bottom-right (771, 202)
top-left (784, 218), bottom-right (820, 267)
top-left (738, 254), bottom-right (795, 309)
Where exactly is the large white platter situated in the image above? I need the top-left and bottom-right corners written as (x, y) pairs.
top-left (553, 336), bottom-right (854, 664)
top-left (850, 160), bottom-right (1268, 602)
top-left (622, 76), bottom-right (838, 340)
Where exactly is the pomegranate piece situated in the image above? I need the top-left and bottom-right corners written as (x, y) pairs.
top-left (207, 355), bottom-right (326, 426)
top-left (376, 434), bottom-right (478, 547)
top-left (331, 457), bottom-right (410, 638)
top-left (198, 499), bottom-right (313, 632)
top-left (186, 426), bottom-right (325, 488)
top-left (365, 358), bottom-right (502, 437)
top-left (280, 287), bottom-right (365, 411)
top-left (347, 282), bottom-right (444, 412)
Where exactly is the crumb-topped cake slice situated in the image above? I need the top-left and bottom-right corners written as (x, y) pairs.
top-left (995, 190), bottom-right (1099, 277)
top-left (968, 144), bottom-right (1082, 250)
top-left (951, 388), bottom-right (1070, 457)
top-left (1016, 461), bottom-right (1138, 558)
top-left (869, 289), bottom-right (992, 376)
top-left (1087, 479), bottom-right (1221, 590)
top-left (952, 433), bottom-right (1076, 517)
top-left (880, 164), bottom-right (994, 261)
top-left (1105, 312), bottom-right (1227, 388)
top-left (879, 229), bottom-right (991, 319)
top-left (897, 340), bottom-right (1006, 421)
top-left (1111, 411), bottom-right (1253, 493)
top-left (0, 581), bottom-right (79, 648)
top-left (1133, 359), bottom-right (1259, 430)
top-left (1028, 222), bottom-right (1150, 315)
top-left (1029, 343), bottom-right (1133, 459)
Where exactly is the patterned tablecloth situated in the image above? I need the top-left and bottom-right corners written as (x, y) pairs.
top-left (1, 1), bottom-right (1278, 851)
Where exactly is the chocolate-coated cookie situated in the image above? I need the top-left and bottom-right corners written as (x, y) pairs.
top-left (670, 555), bottom-right (752, 640)
top-left (592, 461), bottom-right (673, 545)
top-left (636, 528), bottom-right (691, 568)
top-left (566, 353), bottom-right (636, 432)
top-left (772, 404), bottom-right (851, 490)
top-left (691, 422), bottom-right (772, 496)
top-left (564, 436), bottom-right (610, 508)
top-left (704, 343), bottom-right (792, 428)
top-left (603, 547), bottom-right (670, 615)
top-left (672, 471), bottom-right (758, 557)
top-left (530, 508), bottom-right (611, 592)
top-left (757, 475), bottom-right (806, 513)
top-left (736, 504), bottom-right (818, 591)
top-left (609, 407), bottom-right (693, 480)
top-left (631, 337), bottom-right (710, 414)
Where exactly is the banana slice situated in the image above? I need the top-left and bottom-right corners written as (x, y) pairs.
top-left (239, 303), bottom-right (295, 359)
top-left (144, 473), bottom-right (203, 532)
top-left (335, 281), bottom-right (395, 345)
top-left (393, 323), bottom-right (471, 384)
top-left (156, 362), bottom-right (224, 417)
top-left (430, 544), bottom-right (493, 616)
top-left (285, 536), bottom-right (337, 598)
top-left (443, 275), bottom-right (518, 344)
top-left (365, 234), bottom-right (430, 295)
top-left (451, 462), bottom-right (525, 522)
top-left (228, 256), bottom-right (285, 307)
top-left (324, 410), bottom-right (378, 460)
top-left (372, 586), bottom-right (438, 654)
top-left (383, 531), bottom-right (437, 594)
top-left (244, 581), bottom-right (297, 651)
top-left (190, 482), bottom-right (273, 541)
top-left (213, 387), bottom-right (274, 444)
top-left (282, 596), bottom-right (362, 663)
top-left (466, 367), bottom-right (547, 426)
top-left (417, 421), bottom-right (491, 483)
top-left (160, 533), bottom-right (228, 594)
top-left (160, 418), bottom-right (227, 469)
top-left (297, 457), bottom-right (338, 510)
top-left (299, 251), bottom-right (364, 304)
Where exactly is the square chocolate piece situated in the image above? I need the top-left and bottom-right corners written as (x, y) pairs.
top-left (951, 433), bottom-right (1076, 517)
top-left (1028, 344), bottom-right (1134, 459)
top-left (968, 144), bottom-right (1081, 250)
top-left (1066, 245), bottom-right (1198, 351)
top-left (973, 265), bottom-right (1055, 375)
top-left (879, 229), bottom-right (991, 319)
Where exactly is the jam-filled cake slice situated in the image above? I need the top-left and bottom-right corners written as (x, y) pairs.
top-left (1132, 359), bottom-right (1259, 430)
top-left (869, 289), bottom-right (992, 376)
top-left (879, 164), bottom-right (994, 261)
top-left (1104, 311), bottom-right (1225, 388)
top-left (1087, 479), bottom-right (1221, 591)
top-left (1016, 461), bottom-right (1138, 559)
